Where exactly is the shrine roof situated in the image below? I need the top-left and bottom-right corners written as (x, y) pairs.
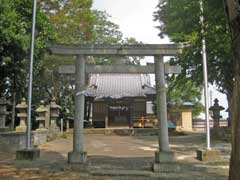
top-left (85, 74), bottom-right (155, 99)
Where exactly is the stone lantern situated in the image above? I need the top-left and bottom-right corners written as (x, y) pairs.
top-left (0, 95), bottom-right (8, 131)
top-left (36, 101), bottom-right (47, 130)
top-left (50, 97), bottom-right (61, 132)
top-left (16, 98), bottom-right (28, 132)
top-left (209, 98), bottom-right (224, 128)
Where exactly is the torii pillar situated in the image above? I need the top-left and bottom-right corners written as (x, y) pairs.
top-left (153, 55), bottom-right (175, 172)
top-left (68, 55), bottom-right (87, 164)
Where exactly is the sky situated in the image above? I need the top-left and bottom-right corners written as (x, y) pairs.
top-left (92, 0), bottom-right (228, 118)
top-left (93, 0), bottom-right (167, 44)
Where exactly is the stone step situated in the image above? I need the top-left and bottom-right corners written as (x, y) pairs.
top-left (90, 168), bottom-right (154, 177)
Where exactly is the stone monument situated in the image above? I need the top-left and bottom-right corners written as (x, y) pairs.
top-left (16, 98), bottom-right (27, 132)
top-left (196, 98), bottom-right (222, 162)
top-left (209, 98), bottom-right (224, 128)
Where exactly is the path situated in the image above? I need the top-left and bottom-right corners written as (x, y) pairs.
top-left (0, 133), bottom-right (231, 180)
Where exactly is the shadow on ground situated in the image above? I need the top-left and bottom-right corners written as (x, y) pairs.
top-left (0, 133), bottom-right (230, 180)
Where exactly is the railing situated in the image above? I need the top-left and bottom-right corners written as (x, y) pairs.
top-left (193, 119), bottom-right (228, 130)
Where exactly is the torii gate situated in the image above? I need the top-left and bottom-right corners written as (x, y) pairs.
top-left (49, 44), bottom-right (182, 171)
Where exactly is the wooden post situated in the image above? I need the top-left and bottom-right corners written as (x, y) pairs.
top-left (105, 105), bottom-right (108, 128)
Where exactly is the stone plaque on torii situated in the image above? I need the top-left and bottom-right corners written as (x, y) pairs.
top-left (48, 44), bottom-right (182, 171)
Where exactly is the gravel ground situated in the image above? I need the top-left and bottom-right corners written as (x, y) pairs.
top-left (0, 132), bottom-right (231, 180)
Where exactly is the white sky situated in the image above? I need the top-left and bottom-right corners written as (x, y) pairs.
top-left (93, 0), bottom-right (169, 44)
top-left (92, 0), bottom-right (228, 118)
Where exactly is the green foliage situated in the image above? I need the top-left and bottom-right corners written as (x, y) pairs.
top-left (167, 76), bottom-right (203, 117)
top-left (46, 0), bottom-right (95, 43)
top-left (92, 10), bottom-right (123, 44)
top-left (0, 0), bottom-right (143, 123)
top-left (154, 0), bottom-right (233, 99)
top-left (0, 0), bottom-right (54, 100)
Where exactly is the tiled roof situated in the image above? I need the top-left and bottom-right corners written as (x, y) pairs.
top-left (85, 74), bottom-right (155, 99)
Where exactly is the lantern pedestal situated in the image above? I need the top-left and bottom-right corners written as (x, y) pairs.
top-left (47, 98), bottom-right (61, 141)
top-left (16, 113), bottom-right (27, 132)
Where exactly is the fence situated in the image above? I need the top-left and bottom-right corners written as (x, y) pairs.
top-left (193, 118), bottom-right (228, 131)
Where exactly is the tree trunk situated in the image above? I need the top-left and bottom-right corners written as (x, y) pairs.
top-left (223, 1), bottom-right (240, 179)
top-left (11, 91), bottom-right (16, 130)
top-left (229, 70), bottom-right (240, 180)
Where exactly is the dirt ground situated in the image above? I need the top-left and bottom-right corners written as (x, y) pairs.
top-left (0, 132), bottom-right (231, 180)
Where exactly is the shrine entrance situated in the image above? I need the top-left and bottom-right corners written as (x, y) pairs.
top-left (108, 103), bottom-right (130, 127)
top-left (49, 44), bottom-right (182, 171)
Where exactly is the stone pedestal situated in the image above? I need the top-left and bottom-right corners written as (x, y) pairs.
top-left (15, 114), bottom-right (27, 132)
top-left (154, 151), bottom-right (175, 163)
top-left (68, 151), bottom-right (87, 164)
top-left (16, 148), bottom-right (40, 160)
top-left (196, 149), bottom-right (221, 161)
top-left (34, 129), bottom-right (47, 146)
top-left (153, 151), bottom-right (180, 172)
top-left (15, 98), bottom-right (27, 132)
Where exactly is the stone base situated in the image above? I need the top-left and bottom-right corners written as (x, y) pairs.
top-left (68, 151), bottom-right (87, 164)
top-left (36, 128), bottom-right (47, 132)
top-left (47, 126), bottom-right (60, 141)
top-left (16, 148), bottom-right (40, 160)
top-left (49, 123), bottom-right (60, 132)
top-left (153, 151), bottom-right (178, 172)
top-left (34, 130), bottom-right (47, 146)
top-left (0, 131), bottom-right (34, 150)
top-left (15, 126), bottom-right (26, 132)
top-left (154, 151), bottom-right (175, 163)
top-left (196, 149), bottom-right (221, 161)
top-left (152, 162), bottom-right (181, 173)
top-left (65, 163), bottom-right (89, 172)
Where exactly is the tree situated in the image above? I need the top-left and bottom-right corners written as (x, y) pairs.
top-left (167, 76), bottom-right (204, 117)
top-left (0, 0), bottom-right (54, 128)
top-left (45, 0), bottom-right (95, 44)
top-left (39, 7), bottom-right (143, 118)
top-left (91, 10), bottom-right (123, 44)
top-left (223, 1), bottom-right (240, 179)
top-left (154, 0), bottom-right (233, 104)
top-left (154, 0), bottom-right (240, 179)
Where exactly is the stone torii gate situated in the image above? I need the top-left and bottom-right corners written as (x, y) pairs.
top-left (49, 44), bottom-right (182, 171)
